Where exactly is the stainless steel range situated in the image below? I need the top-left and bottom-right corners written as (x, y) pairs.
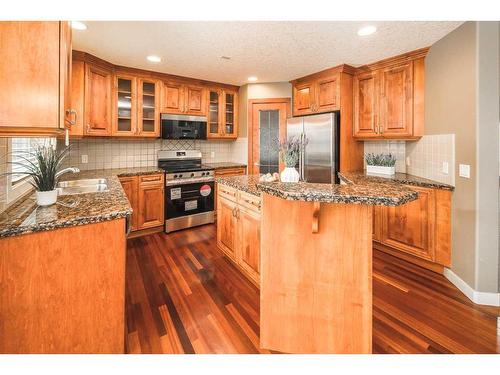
top-left (158, 150), bottom-right (215, 233)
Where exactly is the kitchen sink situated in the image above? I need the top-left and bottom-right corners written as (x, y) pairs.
top-left (57, 178), bottom-right (109, 195)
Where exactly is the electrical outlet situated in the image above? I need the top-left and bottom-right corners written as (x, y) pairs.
top-left (81, 154), bottom-right (88, 164)
top-left (459, 164), bottom-right (470, 178)
top-left (210, 151), bottom-right (215, 158)
top-left (406, 156), bottom-right (411, 167)
top-left (442, 162), bottom-right (449, 175)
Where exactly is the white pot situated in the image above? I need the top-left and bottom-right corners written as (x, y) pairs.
top-left (280, 167), bottom-right (300, 182)
top-left (36, 189), bottom-right (58, 206)
top-left (366, 165), bottom-right (395, 176)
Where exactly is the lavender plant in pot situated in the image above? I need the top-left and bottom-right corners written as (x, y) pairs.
top-left (8, 145), bottom-right (75, 206)
top-left (277, 136), bottom-right (308, 182)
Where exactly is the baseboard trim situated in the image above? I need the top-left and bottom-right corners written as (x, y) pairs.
top-left (443, 268), bottom-right (500, 306)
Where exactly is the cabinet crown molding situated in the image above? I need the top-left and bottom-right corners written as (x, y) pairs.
top-left (290, 63), bottom-right (356, 84)
top-left (354, 47), bottom-right (430, 73)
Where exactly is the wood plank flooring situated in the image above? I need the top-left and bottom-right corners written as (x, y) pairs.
top-left (125, 224), bottom-right (500, 354)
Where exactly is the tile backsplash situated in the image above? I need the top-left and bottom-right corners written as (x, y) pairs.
top-left (406, 134), bottom-right (455, 186)
top-left (363, 134), bottom-right (456, 186)
top-left (363, 141), bottom-right (406, 173)
top-left (61, 138), bottom-right (248, 170)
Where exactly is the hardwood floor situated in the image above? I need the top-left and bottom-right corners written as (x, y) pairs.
top-left (125, 224), bottom-right (500, 354)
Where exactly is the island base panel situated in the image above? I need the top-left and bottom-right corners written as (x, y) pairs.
top-left (260, 193), bottom-right (372, 353)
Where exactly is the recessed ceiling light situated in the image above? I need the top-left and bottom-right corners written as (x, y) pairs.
top-left (357, 25), bottom-right (377, 36)
top-left (146, 55), bottom-right (162, 63)
top-left (248, 76), bottom-right (258, 82)
top-left (71, 21), bottom-right (87, 31)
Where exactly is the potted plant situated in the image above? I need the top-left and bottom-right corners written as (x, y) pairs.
top-left (277, 136), bottom-right (308, 182)
top-left (365, 153), bottom-right (397, 176)
top-left (8, 145), bottom-right (73, 206)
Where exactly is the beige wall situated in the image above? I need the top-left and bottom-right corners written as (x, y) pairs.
top-left (426, 21), bottom-right (499, 293)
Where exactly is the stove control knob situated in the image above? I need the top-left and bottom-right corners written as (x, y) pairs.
top-left (191, 173), bottom-right (195, 177)
top-left (179, 174), bottom-right (183, 178)
top-left (173, 174), bottom-right (177, 178)
top-left (201, 172), bottom-right (205, 176)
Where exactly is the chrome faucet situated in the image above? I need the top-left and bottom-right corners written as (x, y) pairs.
top-left (55, 167), bottom-right (80, 179)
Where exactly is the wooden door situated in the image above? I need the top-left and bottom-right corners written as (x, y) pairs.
top-left (119, 176), bottom-right (138, 231)
top-left (316, 74), bottom-right (340, 113)
top-left (113, 75), bottom-right (137, 136)
top-left (137, 178), bottom-right (164, 229)
top-left (237, 206), bottom-right (261, 284)
top-left (162, 81), bottom-right (184, 114)
top-left (184, 85), bottom-right (207, 116)
top-left (137, 79), bottom-right (160, 137)
top-left (207, 89), bottom-right (222, 138)
top-left (379, 62), bottom-right (413, 137)
top-left (60, 21), bottom-right (73, 129)
top-left (217, 196), bottom-right (238, 260)
top-left (248, 99), bottom-right (291, 175)
top-left (70, 59), bottom-right (85, 137)
top-left (353, 71), bottom-right (379, 138)
top-left (85, 63), bottom-right (113, 136)
top-left (0, 22), bottom-right (61, 132)
top-left (292, 81), bottom-right (315, 116)
top-left (221, 90), bottom-right (238, 138)
top-left (381, 186), bottom-right (435, 261)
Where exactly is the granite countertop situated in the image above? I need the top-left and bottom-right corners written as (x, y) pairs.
top-left (205, 162), bottom-right (247, 170)
top-left (0, 167), bottom-right (164, 239)
top-left (338, 171), bottom-right (455, 191)
top-left (216, 174), bottom-right (417, 206)
top-left (216, 175), bottom-right (261, 197)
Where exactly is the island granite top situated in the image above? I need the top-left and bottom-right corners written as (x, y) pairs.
top-left (216, 174), bottom-right (418, 205)
top-left (0, 167), bottom-right (164, 239)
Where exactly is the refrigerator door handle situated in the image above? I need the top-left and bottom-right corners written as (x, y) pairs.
top-left (300, 132), bottom-right (306, 181)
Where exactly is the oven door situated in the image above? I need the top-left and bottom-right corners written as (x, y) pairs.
top-left (166, 181), bottom-right (215, 219)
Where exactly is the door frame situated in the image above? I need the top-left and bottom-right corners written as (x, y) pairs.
top-left (248, 98), bottom-right (291, 175)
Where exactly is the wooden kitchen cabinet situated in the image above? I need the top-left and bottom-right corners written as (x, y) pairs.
top-left (119, 173), bottom-right (164, 233)
top-left (0, 21), bottom-right (73, 136)
top-left (138, 175), bottom-right (165, 229)
top-left (214, 167), bottom-right (247, 213)
top-left (119, 176), bottom-right (139, 231)
top-left (217, 185), bottom-right (261, 286)
top-left (291, 72), bottom-right (340, 116)
top-left (353, 49), bottom-right (427, 140)
top-left (373, 185), bottom-right (452, 270)
top-left (162, 81), bottom-right (207, 116)
top-left (85, 63), bottom-right (113, 136)
top-left (207, 88), bottom-right (239, 139)
top-left (137, 79), bottom-right (161, 137)
top-left (69, 59), bottom-right (85, 137)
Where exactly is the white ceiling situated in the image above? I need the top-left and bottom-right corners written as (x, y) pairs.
top-left (73, 21), bottom-right (463, 86)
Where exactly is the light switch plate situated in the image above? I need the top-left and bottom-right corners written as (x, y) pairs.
top-left (406, 156), bottom-right (411, 166)
top-left (210, 151), bottom-right (215, 158)
top-left (81, 154), bottom-right (88, 164)
top-left (442, 162), bottom-right (449, 175)
top-left (459, 164), bottom-right (470, 178)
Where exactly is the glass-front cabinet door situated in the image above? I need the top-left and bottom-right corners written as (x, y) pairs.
top-left (114, 75), bottom-right (137, 136)
top-left (138, 79), bottom-right (160, 137)
top-left (222, 90), bottom-right (238, 139)
top-left (208, 89), bottom-right (221, 138)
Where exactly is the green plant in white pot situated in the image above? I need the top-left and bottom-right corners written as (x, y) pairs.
top-left (365, 153), bottom-right (397, 176)
top-left (277, 136), bottom-right (308, 182)
top-left (8, 145), bottom-right (78, 206)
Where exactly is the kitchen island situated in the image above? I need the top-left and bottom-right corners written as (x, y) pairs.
top-left (216, 175), bottom-right (418, 354)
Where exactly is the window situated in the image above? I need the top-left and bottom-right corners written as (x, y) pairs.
top-left (6, 137), bottom-right (56, 204)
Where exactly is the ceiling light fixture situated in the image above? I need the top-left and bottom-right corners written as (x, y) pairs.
top-left (247, 76), bottom-right (258, 82)
top-left (357, 25), bottom-right (377, 36)
top-left (146, 55), bottom-right (162, 63)
top-left (71, 21), bottom-right (87, 31)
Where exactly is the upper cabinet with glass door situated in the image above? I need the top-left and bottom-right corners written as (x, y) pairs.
top-left (113, 75), bottom-right (137, 136)
top-left (138, 79), bottom-right (160, 137)
top-left (207, 88), bottom-right (238, 139)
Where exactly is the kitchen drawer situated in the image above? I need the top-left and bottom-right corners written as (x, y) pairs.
top-left (215, 167), bottom-right (246, 176)
top-left (238, 191), bottom-right (261, 213)
top-left (139, 173), bottom-right (164, 185)
top-left (218, 184), bottom-right (238, 202)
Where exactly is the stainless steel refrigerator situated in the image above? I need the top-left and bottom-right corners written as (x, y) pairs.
top-left (286, 112), bottom-right (340, 184)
